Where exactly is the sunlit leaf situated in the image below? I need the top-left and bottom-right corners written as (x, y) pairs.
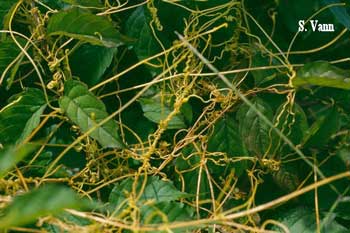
top-left (109, 176), bottom-right (187, 209)
top-left (140, 202), bottom-right (194, 232)
top-left (138, 97), bottom-right (186, 129)
top-left (47, 8), bottom-right (126, 47)
top-left (59, 79), bottom-right (125, 149)
top-left (272, 207), bottom-right (347, 232)
top-left (109, 176), bottom-right (192, 231)
top-left (293, 61), bottom-right (350, 90)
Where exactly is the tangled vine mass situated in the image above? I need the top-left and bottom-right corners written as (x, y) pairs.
top-left (1, 0), bottom-right (350, 232)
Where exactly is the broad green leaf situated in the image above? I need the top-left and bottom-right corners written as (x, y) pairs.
top-left (140, 177), bottom-right (188, 203)
top-left (323, 0), bottom-right (350, 30)
top-left (0, 144), bottom-right (36, 178)
top-left (0, 38), bottom-right (21, 81)
top-left (47, 8), bottom-right (125, 47)
top-left (293, 61), bottom-right (350, 90)
top-left (180, 102), bottom-right (193, 123)
top-left (272, 207), bottom-right (347, 233)
top-left (0, 0), bottom-right (15, 29)
top-left (207, 114), bottom-right (248, 176)
top-left (278, 0), bottom-right (320, 32)
top-left (59, 79), bottom-right (124, 149)
top-left (270, 103), bottom-right (308, 156)
top-left (109, 176), bottom-right (187, 209)
top-left (69, 44), bottom-right (117, 86)
top-left (251, 52), bottom-right (276, 85)
top-left (300, 153), bottom-right (350, 212)
top-left (0, 88), bottom-right (47, 145)
top-left (138, 97), bottom-right (186, 129)
top-left (208, 114), bottom-right (247, 156)
top-left (108, 177), bottom-right (134, 211)
top-left (140, 202), bottom-right (194, 232)
top-left (125, 6), bottom-right (161, 62)
top-left (175, 146), bottom-right (210, 198)
top-left (109, 176), bottom-right (192, 231)
top-left (0, 185), bottom-right (84, 228)
top-left (302, 106), bottom-right (340, 148)
top-left (237, 98), bottom-right (274, 157)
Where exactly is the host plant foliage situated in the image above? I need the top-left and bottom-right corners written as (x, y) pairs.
top-left (0, 0), bottom-right (350, 232)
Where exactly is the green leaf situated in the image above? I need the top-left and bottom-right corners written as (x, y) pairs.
top-left (337, 147), bottom-right (350, 168)
top-left (175, 146), bottom-right (210, 197)
top-left (0, 38), bottom-right (21, 81)
top-left (108, 177), bottom-right (133, 210)
top-left (0, 144), bottom-right (36, 178)
top-left (47, 8), bottom-right (125, 47)
top-left (208, 113), bottom-right (248, 176)
top-left (272, 207), bottom-right (348, 233)
top-left (293, 61), bottom-right (350, 90)
top-left (0, 88), bottom-right (47, 145)
top-left (5, 53), bottom-right (24, 90)
top-left (125, 6), bottom-right (161, 61)
top-left (270, 103), bottom-right (308, 155)
top-left (140, 202), bottom-right (194, 232)
top-left (180, 102), bottom-right (193, 123)
top-left (38, 0), bottom-right (67, 10)
top-left (0, 185), bottom-right (84, 228)
top-left (109, 176), bottom-right (187, 209)
top-left (138, 97), bottom-right (186, 129)
top-left (121, 104), bottom-right (156, 144)
top-left (323, 0), bottom-right (350, 30)
top-left (45, 212), bottom-right (91, 233)
top-left (278, 0), bottom-right (320, 32)
top-left (109, 176), bottom-right (192, 231)
top-left (62, 0), bottom-right (103, 7)
top-left (302, 106), bottom-right (341, 148)
top-left (140, 177), bottom-right (188, 203)
top-left (69, 44), bottom-right (117, 86)
top-left (0, 0), bottom-right (15, 29)
top-left (251, 52), bottom-right (276, 86)
top-left (59, 79), bottom-right (124, 149)
top-left (237, 98), bottom-right (274, 157)
top-left (208, 114), bottom-right (247, 156)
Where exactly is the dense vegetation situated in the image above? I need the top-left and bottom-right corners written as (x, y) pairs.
top-left (1, 0), bottom-right (350, 232)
